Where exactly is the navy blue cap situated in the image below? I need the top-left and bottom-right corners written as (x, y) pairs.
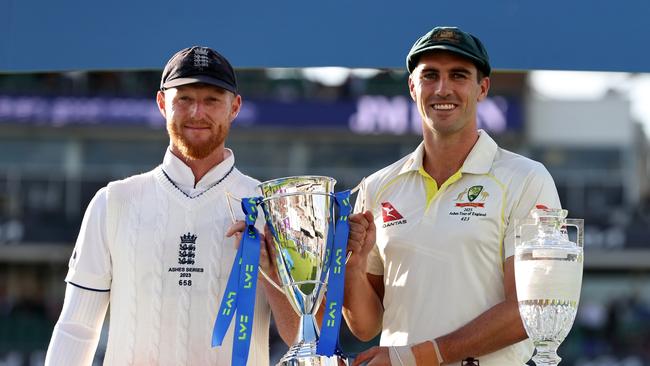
top-left (160, 46), bottom-right (237, 93)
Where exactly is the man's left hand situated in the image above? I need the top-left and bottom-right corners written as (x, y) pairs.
top-left (225, 221), bottom-right (280, 285)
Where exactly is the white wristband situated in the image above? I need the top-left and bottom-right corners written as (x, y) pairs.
top-left (431, 338), bottom-right (444, 365)
top-left (388, 345), bottom-right (417, 366)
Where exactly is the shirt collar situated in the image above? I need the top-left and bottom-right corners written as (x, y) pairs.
top-left (460, 129), bottom-right (498, 175)
top-left (397, 129), bottom-right (497, 176)
top-left (398, 141), bottom-right (426, 175)
top-left (162, 148), bottom-right (235, 192)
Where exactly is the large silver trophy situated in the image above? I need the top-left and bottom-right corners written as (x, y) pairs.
top-left (258, 176), bottom-right (346, 366)
top-left (514, 207), bottom-right (584, 366)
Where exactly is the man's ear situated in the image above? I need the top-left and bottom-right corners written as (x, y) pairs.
top-left (477, 76), bottom-right (490, 102)
top-left (156, 90), bottom-right (166, 118)
top-left (230, 94), bottom-right (242, 122)
top-left (408, 75), bottom-right (417, 102)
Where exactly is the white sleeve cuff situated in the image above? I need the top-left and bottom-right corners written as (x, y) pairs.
top-left (45, 284), bottom-right (109, 366)
top-left (389, 345), bottom-right (417, 366)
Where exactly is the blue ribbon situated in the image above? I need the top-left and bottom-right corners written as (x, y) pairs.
top-left (316, 189), bottom-right (352, 357)
top-left (212, 197), bottom-right (263, 366)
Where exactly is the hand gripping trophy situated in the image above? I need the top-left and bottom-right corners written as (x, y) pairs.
top-left (213, 175), bottom-right (357, 366)
top-left (514, 206), bottom-right (584, 366)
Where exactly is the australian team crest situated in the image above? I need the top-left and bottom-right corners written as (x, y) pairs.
top-left (467, 185), bottom-right (483, 202)
top-left (450, 185), bottom-right (490, 220)
top-left (454, 185), bottom-right (490, 208)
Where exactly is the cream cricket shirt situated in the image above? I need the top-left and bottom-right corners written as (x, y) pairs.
top-left (360, 131), bottom-right (560, 366)
top-left (65, 149), bottom-right (271, 366)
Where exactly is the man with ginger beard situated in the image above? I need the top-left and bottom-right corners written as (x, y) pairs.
top-left (45, 46), bottom-right (298, 365)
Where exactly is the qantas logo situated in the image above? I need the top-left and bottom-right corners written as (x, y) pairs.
top-left (380, 202), bottom-right (407, 228)
top-left (381, 202), bottom-right (403, 222)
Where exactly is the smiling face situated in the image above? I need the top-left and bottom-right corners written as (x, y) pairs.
top-left (408, 51), bottom-right (490, 137)
top-left (157, 83), bottom-right (241, 161)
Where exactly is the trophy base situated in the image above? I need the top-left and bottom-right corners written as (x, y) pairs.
top-left (277, 356), bottom-right (346, 366)
top-left (277, 341), bottom-right (347, 366)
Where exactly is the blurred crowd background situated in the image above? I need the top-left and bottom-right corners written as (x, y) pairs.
top-left (0, 68), bottom-right (649, 366)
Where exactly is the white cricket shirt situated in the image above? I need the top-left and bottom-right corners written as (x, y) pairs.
top-left (65, 148), bottom-right (271, 366)
top-left (360, 131), bottom-right (561, 366)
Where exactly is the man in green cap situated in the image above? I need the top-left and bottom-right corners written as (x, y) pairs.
top-left (343, 27), bottom-right (561, 365)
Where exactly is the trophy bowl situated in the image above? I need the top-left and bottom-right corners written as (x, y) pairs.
top-left (259, 176), bottom-right (344, 366)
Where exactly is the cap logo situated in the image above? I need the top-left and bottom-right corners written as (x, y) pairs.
top-left (193, 47), bottom-right (211, 70)
top-left (432, 29), bottom-right (462, 43)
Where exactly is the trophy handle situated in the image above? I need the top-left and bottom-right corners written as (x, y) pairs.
top-left (564, 218), bottom-right (584, 248)
top-left (225, 191), bottom-right (285, 293)
top-left (349, 177), bottom-right (366, 212)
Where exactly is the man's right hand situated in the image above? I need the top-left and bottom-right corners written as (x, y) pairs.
top-left (346, 210), bottom-right (376, 271)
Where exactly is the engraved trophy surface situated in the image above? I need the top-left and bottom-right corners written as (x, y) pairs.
top-left (515, 207), bottom-right (584, 366)
top-left (259, 176), bottom-right (344, 366)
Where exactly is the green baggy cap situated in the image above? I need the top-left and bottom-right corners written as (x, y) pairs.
top-left (406, 26), bottom-right (491, 76)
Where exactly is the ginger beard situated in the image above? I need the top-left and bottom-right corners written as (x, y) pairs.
top-left (167, 117), bottom-right (230, 160)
